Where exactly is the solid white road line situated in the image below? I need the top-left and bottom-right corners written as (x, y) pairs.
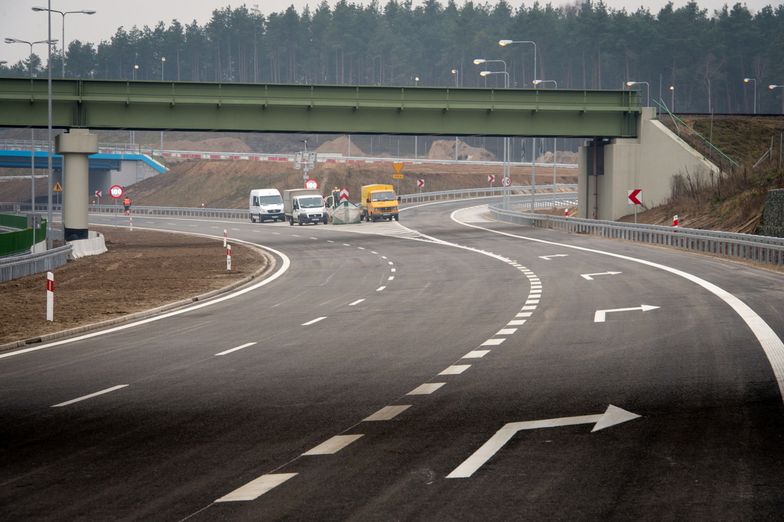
top-left (507, 320), bottom-right (527, 326)
top-left (439, 365), bottom-right (471, 375)
top-left (463, 350), bottom-right (491, 359)
top-left (302, 434), bottom-right (364, 456)
top-left (215, 473), bottom-right (297, 502)
top-left (51, 384), bottom-right (129, 408)
top-left (302, 317), bottom-right (327, 326)
top-left (496, 328), bottom-right (518, 335)
top-left (407, 383), bottom-right (446, 395)
top-left (215, 342), bottom-right (257, 356)
top-left (481, 338), bottom-right (506, 346)
top-left (349, 298), bottom-right (366, 306)
top-left (363, 405), bottom-right (411, 421)
top-left (376, 286), bottom-right (386, 292)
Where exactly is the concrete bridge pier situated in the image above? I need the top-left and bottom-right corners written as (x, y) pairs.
top-left (55, 129), bottom-right (98, 241)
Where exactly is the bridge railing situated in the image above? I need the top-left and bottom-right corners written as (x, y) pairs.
top-left (399, 184), bottom-right (577, 204)
top-left (490, 205), bottom-right (784, 266)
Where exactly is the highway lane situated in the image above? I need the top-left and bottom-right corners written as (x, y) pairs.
top-left (1, 201), bottom-right (783, 520)
top-left (0, 212), bottom-right (530, 520)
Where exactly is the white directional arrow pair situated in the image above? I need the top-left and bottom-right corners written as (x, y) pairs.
top-left (594, 304), bottom-right (659, 322)
top-left (447, 405), bottom-right (641, 479)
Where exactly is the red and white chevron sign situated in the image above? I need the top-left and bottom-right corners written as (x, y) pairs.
top-left (488, 175), bottom-right (496, 184)
top-left (627, 189), bottom-right (642, 205)
top-left (417, 179), bottom-right (425, 188)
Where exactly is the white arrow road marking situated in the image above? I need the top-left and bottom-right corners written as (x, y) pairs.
top-left (215, 473), bottom-right (297, 502)
top-left (447, 405), bottom-right (640, 479)
top-left (581, 271), bottom-right (623, 281)
top-left (302, 434), bottom-right (364, 455)
top-left (594, 304), bottom-right (659, 323)
top-left (538, 254), bottom-right (568, 260)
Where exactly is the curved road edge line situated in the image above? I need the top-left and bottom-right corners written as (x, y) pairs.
top-left (450, 205), bottom-right (784, 401)
top-left (0, 227), bottom-right (291, 360)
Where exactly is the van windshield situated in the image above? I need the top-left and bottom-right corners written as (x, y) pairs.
top-left (259, 195), bottom-right (282, 205)
top-left (371, 191), bottom-right (397, 202)
top-left (298, 196), bottom-right (324, 208)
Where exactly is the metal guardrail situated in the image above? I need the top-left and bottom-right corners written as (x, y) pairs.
top-left (490, 205), bottom-right (784, 267)
top-left (400, 184), bottom-right (577, 204)
top-left (0, 244), bottom-right (71, 282)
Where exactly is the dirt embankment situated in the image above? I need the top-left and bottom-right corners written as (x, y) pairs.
top-left (0, 227), bottom-right (268, 346)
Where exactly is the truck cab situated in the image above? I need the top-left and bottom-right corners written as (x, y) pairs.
top-left (283, 189), bottom-right (328, 225)
top-left (361, 184), bottom-right (400, 222)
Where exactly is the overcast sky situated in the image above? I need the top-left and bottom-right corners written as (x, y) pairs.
top-left (0, 0), bottom-right (776, 65)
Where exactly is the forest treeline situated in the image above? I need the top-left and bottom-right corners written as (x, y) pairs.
top-left (3, 0), bottom-right (784, 114)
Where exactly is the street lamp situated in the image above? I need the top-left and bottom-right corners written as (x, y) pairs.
top-left (451, 68), bottom-right (459, 160)
top-left (5, 37), bottom-right (57, 246)
top-left (626, 81), bottom-right (650, 107)
top-left (770, 84), bottom-right (784, 114)
top-left (132, 63), bottom-right (139, 80)
top-left (498, 39), bottom-right (537, 84)
top-left (32, 6), bottom-right (95, 77)
top-left (479, 70), bottom-right (512, 209)
top-left (414, 75), bottom-right (419, 86)
top-left (669, 85), bottom-right (675, 112)
top-left (532, 79), bottom-right (557, 88)
top-left (160, 56), bottom-right (165, 80)
top-left (413, 76), bottom-right (419, 157)
top-left (744, 78), bottom-right (757, 114)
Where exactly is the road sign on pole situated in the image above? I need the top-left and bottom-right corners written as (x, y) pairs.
top-left (339, 188), bottom-right (349, 203)
top-left (628, 189), bottom-right (642, 223)
top-left (417, 179), bottom-right (424, 189)
top-left (488, 175), bottom-right (496, 185)
top-left (305, 178), bottom-right (319, 190)
top-left (392, 162), bottom-right (404, 174)
top-left (94, 190), bottom-right (102, 198)
top-left (502, 176), bottom-right (511, 187)
top-left (109, 185), bottom-right (124, 199)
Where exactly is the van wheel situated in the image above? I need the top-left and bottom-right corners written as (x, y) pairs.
top-left (289, 217), bottom-right (294, 226)
top-left (393, 215), bottom-right (399, 221)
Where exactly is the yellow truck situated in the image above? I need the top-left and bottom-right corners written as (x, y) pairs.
top-left (360, 184), bottom-right (400, 222)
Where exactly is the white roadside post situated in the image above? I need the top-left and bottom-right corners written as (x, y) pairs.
top-left (129, 211), bottom-right (133, 231)
top-left (223, 229), bottom-right (227, 247)
top-left (226, 244), bottom-right (232, 271)
top-left (46, 271), bottom-right (54, 321)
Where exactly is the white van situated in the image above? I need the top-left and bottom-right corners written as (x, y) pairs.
top-left (249, 188), bottom-right (285, 222)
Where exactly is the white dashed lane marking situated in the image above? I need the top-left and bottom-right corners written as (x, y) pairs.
top-left (302, 317), bottom-right (327, 326)
top-left (496, 328), bottom-right (517, 335)
top-left (481, 338), bottom-right (506, 346)
top-left (376, 286), bottom-right (386, 292)
top-left (363, 405), bottom-right (411, 421)
top-left (348, 298), bottom-right (365, 306)
top-left (302, 434), bottom-right (364, 456)
top-left (507, 320), bottom-right (526, 326)
top-left (407, 383), bottom-right (446, 395)
top-left (215, 342), bottom-right (257, 356)
top-left (463, 350), bottom-right (491, 359)
top-left (51, 385), bottom-right (129, 408)
top-left (215, 473), bottom-right (297, 502)
top-left (439, 365), bottom-right (471, 375)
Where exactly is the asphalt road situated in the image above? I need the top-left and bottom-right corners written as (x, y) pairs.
top-left (1, 198), bottom-right (783, 521)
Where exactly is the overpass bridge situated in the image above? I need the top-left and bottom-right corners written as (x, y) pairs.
top-left (0, 78), bottom-right (717, 238)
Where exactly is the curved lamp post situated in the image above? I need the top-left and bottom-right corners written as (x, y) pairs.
top-left (498, 39), bottom-right (537, 84)
top-left (626, 81), bottom-right (650, 107)
top-left (743, 78), bottom-right (757, 114)
top-left (32, 6), bottom-right (95, 77)
top-left (770, 84), bottom-right (784, 115)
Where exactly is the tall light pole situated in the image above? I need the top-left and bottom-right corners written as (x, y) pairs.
top-left (744, 78), bottom-right (757, 114)
top-left (32, 6), bottom-right (95, 78)
top-left (669, 85), bottom-right (675, 112)
top-left (132, 63), bottom-right (139, 80)
top-left (498, 39), bottom-right (537, 84)
top-left (5, 37), bottom-right (57, 246)
top-left (626, 81), bottom-right (650, 107)
top-left (160, 57), bottom-right (166, 152)
top-left (770, 84), bottom-right (784, 114)
top-left (533, 80), bottom-right (558, 201)
top-left (413, 76), bottom-right (419, 158)
top-left (451, 68), bottom-right (459, 161)
top-left (480, 69), bottom-right (512, 209)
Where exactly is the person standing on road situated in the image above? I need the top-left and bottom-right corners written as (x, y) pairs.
top-left (123, 196), bottom-right (132, 215)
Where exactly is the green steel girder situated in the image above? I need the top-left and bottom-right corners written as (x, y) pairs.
top-left (0, 78), bottom-right (641, 138)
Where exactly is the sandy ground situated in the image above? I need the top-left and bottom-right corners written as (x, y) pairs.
top-left (0, 226), bottom-right (269, 347)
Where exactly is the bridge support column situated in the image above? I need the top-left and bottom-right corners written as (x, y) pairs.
top-left (55, 129), bottom-right (98, 241)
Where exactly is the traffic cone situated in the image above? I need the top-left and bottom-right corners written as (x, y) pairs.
top-left (672, 214), bottom-right (679, 227)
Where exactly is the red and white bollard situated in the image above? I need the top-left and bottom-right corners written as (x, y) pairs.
top-left (129, 212), bottom-right (133, 232)
top-left (46, 271), bottom-right (54, 321)
top-left (226, 244), bottom-right (232, 271)
top-left (223, 229), bottom-right (228, 247)
top-left (672, 214), bottom-right (679, 227)
top-left (563, 208), bottom-right (570, 217)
